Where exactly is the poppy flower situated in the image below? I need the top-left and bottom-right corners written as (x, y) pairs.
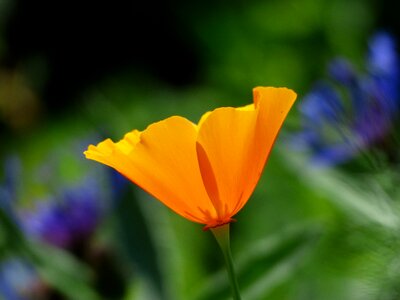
top-left (84, 87), bottom-right (296, 229)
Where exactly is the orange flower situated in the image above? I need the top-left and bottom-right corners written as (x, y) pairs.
top-left (84, 87), bottom-right (296, 230)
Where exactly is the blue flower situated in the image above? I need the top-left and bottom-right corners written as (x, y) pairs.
top-left (294, 32), bottom-right (400, 166)
top-left (0, 151), bottom-right (127, 249)
top-left (22, 178), bottom-right (105, 249)
top-left (0, 150), bottom-right (128, 298)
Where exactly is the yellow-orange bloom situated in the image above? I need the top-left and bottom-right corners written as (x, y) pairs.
top-left (84, 87), bottom-right (296, 229)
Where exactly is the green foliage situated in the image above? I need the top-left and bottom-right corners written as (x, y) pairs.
top-left (194, 224), bottom-right (320, 300)
top-left (111, 187), bottom-right (165, 299)
top-left (29, 243), bottom-right (101, 300)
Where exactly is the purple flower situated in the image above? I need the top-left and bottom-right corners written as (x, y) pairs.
top-left (293, 32), bottom-right (400, 166)
top-left (0, 147), bottom-right (127, 250)
top-left (0, 150), bottom-right (128, 298)
top-left (21, 178), bottom-right (107, 249)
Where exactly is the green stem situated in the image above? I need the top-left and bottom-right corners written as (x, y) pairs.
top-left (210, 223), bottom-right (241, 300)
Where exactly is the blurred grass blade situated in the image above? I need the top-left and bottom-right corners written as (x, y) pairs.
top-left (27, 242), bottom-right (101, 300)
top-left (284, 151), bottom-right (400, 229)
top-left (309, 170), bottom-right (399, 228)
top-left (194, 223), bottom-right (320, 300)
top-left (113, 187), bottom-right (165, 299)
top-left (0, 206), bottom-right (26, 256)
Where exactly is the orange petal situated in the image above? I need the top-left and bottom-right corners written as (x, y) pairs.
top-left (235, 87), bottom-right (296, 214)
top-left (196, 106), bottom-right (259, 220)
top-left (196, 87), bottom-right (296, 219)
top-left (85, 116), bottom-right (216, 223)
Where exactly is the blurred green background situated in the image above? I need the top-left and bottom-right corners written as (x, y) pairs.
top-left (1, 0), bottom-right (400, 299)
